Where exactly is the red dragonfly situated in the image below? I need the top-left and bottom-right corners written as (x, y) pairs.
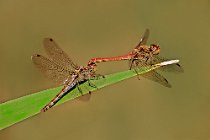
top-left (32, 38), bottom-right (99, 112)
top-left (88, 29), bottom-right (183, 88)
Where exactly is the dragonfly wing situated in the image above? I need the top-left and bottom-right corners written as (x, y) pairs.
top-left (135, 28), bottom-right (150, 49)
top-left (31, 54), bottom-right (72, 85)
top-left (43, 38), bottom-right (79, 70)
top-left (129, 29), bottom-right (150, 68)
top-left (132, 58), bottom-right (171, 88)
top-left (152, 56), bottom-right (184, 73)
top-left (141, 70), bottom-right (172, 88)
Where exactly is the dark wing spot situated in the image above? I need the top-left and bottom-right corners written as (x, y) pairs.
top-left (176, 63), bottom-right (181, 67)
top-left (49, 38), bottom-right (53, 41)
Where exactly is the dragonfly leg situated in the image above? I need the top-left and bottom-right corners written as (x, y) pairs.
top-left (89, 73), bottom-right (105, 80)
top-left (131, 60), bottom-right (141, 80)
top-left (134, 69), bottom-right (141, 80)
top-left (88, 79), bottom-right (97, 88)
top-left (129, 57), bottom-right (135, 70)
top-left (97, 74), bottom-right (105, 78)
top-left (76, 82), bottom-right (83, 94)
top-left (88, 73), bottom-right (102, 88)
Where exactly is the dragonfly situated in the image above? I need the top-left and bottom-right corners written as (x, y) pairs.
top-left (88, 29), bottom-right (183, 88)
top-left (32, 38), bottom-right (99, 112)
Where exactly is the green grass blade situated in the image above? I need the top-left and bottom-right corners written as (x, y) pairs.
top-left (0, 60), bottom-right (179, 130)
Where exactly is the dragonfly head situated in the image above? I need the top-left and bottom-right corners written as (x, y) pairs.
top-left (150, 44), bottom-right (160, 55)
top-left (87, 62), bottom-right (97, 72)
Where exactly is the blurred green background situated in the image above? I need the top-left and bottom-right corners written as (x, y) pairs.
top-left (0, 0), bottom-right (210, 139)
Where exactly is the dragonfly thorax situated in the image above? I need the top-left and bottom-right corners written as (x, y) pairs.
top-left (149, 44), bottom-right (160, 55)
top-left (138, 45), bottom-right (151, 53)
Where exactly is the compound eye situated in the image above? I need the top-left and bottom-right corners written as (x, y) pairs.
top-left (150, 44), bottom-right (160, 54)
top-left (150, 44), bottom-right (159, 50)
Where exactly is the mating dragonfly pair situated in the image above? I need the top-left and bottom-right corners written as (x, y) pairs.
top-left (32, 29), bottom-right (183, 112)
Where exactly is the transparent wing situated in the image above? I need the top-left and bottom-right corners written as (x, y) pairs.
top-left (132, 58), bottom-right (172, 88)
top-left (129, 29), bottom-right (150, 69)
top-left (31, 54), bottom-right (73, 85)
top-left (141, 71), bottom-right (171, 88)
top-left (151, 56), bottom-right (184, 73)
top-left (135, 28), bottom-right (150, 49)
top-left (43, 38), bottom-right (79, 70)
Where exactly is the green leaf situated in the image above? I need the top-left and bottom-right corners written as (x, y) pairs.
top-left (0, 60), bottom-right (179, 130)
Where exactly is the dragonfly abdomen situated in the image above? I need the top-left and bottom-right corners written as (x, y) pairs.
top-left (41, 79), bottom-right (77, 112)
